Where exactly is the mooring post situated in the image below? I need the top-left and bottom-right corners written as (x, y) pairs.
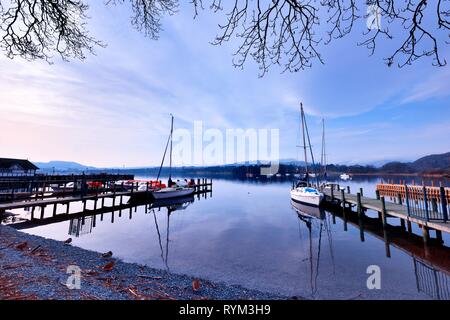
top-left (341, 189), bottom-right (347, 231)
top-left (375, 189), bottom-right (380, 200)
top-left (436, 230), bottom-right (443, 243)
top-left (357, 192), bottom-right (364, 219)
top-left (380, 196), bottom-right (388, 230)
top-left (40, 205), bottom-right (45, 219)
top-left (359, 187), bottom-right (364, 197)
top-left (330, 184), bottom-right (334, 200)
top-left (357, 192), bottom-right (365, 242)
top-left (423, 186), bottom-right (430, 221)
top-left (439, 186), bottom-right (448, 222)
top-left (422, 225), bottom-right (429, 245)
top-left (347, 186), bottom-right (350, 194)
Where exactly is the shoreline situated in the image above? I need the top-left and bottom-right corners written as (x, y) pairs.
top-left (0, 225), bottom-right (289, 300)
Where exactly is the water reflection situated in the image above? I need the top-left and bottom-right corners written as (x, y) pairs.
top-left (294, 199), bottom-right (450, 299)
top-left (414, 258), bottom-right (449, 300)
top-left (148, 196), bottom-right (194, 272)
top-left (291, 201), bottom-right (335, 297)
top-left (4, 178), bottom-right (449, 299)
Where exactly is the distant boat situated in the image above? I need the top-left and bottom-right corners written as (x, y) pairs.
top-left (153, 115), bottom-right (194, 200)
top-left (290, 103), bottom-right (324, 207)
top-left (340, 173), bottom-right (351, 181)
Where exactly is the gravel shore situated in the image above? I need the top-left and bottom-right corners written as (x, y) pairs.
top-left (0, 225), bottom-right (288, 300)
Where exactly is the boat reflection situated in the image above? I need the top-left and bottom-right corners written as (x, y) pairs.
top-left (291, 200), bottom-right (325, 220)
top-left (291, 200), bottom-right (335, 298)
top-left (148, 196), bottom-right (194, 272)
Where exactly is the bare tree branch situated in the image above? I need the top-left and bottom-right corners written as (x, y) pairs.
top-left (0, 0), bottom-right (104, 61)
top-left (0, 0), bottom-right (448, 74)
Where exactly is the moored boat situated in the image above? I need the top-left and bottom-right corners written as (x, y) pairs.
top-left (290, 103), bottom-right (323, 207)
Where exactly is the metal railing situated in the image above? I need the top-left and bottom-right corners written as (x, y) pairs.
top-left (377, 184), bottom-right (449, 222)
top-left (413, 258), bottom-right (450, 300)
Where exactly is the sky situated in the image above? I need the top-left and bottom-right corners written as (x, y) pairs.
top-left (0, 1), bottom-right (449, 168)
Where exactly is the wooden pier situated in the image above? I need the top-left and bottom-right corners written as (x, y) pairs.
top-left (0, 179), bottom-right (213, 222)
top-left (322, 183), bottom-right (450, 244)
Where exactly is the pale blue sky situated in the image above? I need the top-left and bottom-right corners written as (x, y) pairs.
top-left (0, 2), bottom-right (449, 167)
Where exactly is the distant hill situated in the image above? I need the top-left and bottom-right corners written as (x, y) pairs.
top-left (30, 152), bottom-right (450, 176)
top-left (411, 152), bottom-right (450, 172)
top-left (33, 161), bottom-right (96, 171)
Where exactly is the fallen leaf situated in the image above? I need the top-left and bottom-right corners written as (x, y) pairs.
top-left (192, 279), bottom-right (201, 292)
top-left (102, 261), bottom-right (115, 272)
top-left (15, 242), bottom-right (28, 251)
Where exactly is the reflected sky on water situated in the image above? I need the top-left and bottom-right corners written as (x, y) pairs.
top-left (10, 176), bottom-right (450, 299)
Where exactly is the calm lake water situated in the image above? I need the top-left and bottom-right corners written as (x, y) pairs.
top-left (8, 176), bottom-right (450, 299)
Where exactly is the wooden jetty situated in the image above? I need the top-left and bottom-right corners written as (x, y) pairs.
top-left (322, 183), bottom-right (450, 244)
top-left (0, 179), bottom-right (213, 221)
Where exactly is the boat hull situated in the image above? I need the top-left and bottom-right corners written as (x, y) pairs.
top-left (152, 188), bottom-right (195, 200)
top-left (290, 189), bottom-right (323, 207)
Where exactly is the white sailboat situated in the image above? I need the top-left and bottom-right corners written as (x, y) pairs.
top-left (153, 115), bottom-right (194, 200)
top-left (290, 104), bottom-right (324, 207)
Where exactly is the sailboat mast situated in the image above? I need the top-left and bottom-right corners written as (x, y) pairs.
top-left (321, 119), bottom-right (326, 176)
top-left (301, 103), bottom-right (309, 174)
top-left (169, 115), bottom-right (174, 181)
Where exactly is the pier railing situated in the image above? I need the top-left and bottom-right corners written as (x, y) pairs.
top-left (413, 258), bottom-right (449, 300)
top-left (376, 184), bottom-right (449, 222)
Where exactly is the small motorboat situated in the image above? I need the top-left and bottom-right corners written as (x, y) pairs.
top-left (340, 173), bottom-right (351, 181)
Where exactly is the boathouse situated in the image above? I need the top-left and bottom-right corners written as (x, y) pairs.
top-left (0, 158), bottom-right (39, 176)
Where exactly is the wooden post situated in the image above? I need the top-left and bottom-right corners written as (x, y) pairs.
top-left (359, 187), bottom-right (364, 197)
top-left (422, 225), bottom-right (429, 245)
top-left (341, 189), bottom-right (347, 231)
top-left (436, 230), bottom-right (443, 243)
top-left (423, 186), bottom-right (430, 221)
top-left (357, 193), bottom-right (365, 241)
top-left (347, 186), bottom-right (350, 194)
top-left (380, 196), bottom-right (388, 230)
top-left (439, 186), bottom-right (448, 222)
top-left (330, 185), bottom-right (334, 200)
top-left (375, 189), bottom-right (380, 200)
top-left (357, 192), bottom-right (364, 219)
